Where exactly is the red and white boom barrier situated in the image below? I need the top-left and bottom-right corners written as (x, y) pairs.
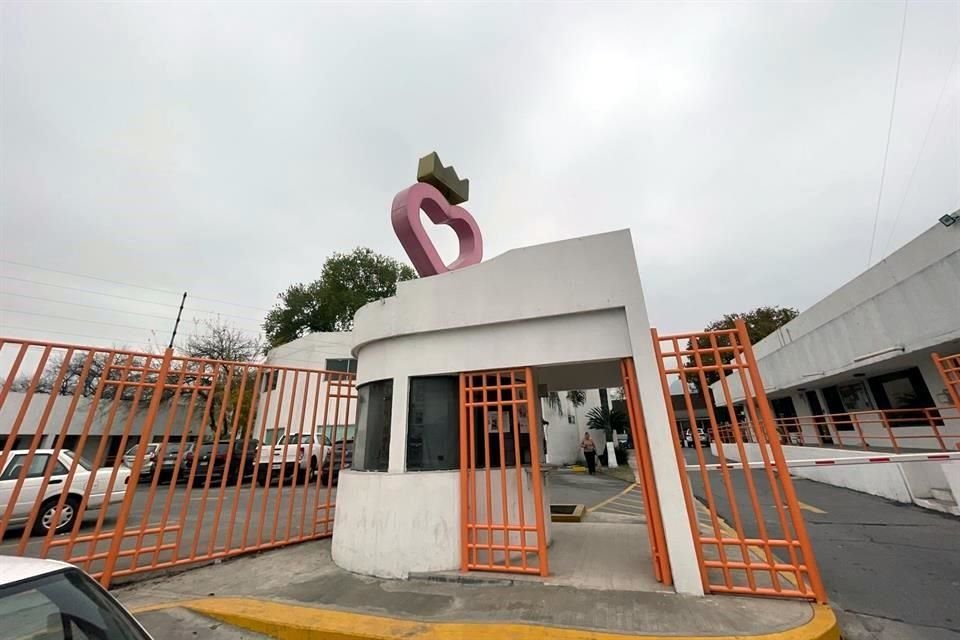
top-left (688, 451), bottom-right (960, 471)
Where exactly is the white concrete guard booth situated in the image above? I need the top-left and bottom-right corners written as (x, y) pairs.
top-left (330, 230), bottom-right (704, 596)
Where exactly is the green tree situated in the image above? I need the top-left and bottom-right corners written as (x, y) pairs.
top-left (263, 248), bottom-right (417, 349)
top-left (566, 389), bottom-right (586, 426)
top-left (585, 406), bottom-right (628, 443)
top-left (686, 305), bottom-right (799, 389)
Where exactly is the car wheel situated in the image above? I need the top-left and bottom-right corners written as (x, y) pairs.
top-left (256, 466), bottom-right (270, 487)
top-left (34, 495), bottom-right (80, 536)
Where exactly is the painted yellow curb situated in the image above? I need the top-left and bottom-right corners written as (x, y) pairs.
top-left (136, 597), bottom-right (840, 640)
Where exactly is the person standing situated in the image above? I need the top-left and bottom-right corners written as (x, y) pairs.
top-left (580, 432), bottom-right (597, 475)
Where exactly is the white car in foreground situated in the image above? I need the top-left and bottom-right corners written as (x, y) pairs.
top-left (0, 556), bottom-right (152, 639)
top-left (0, 450), bottom-right (131, 535)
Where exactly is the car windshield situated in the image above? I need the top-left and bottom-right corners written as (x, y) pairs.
top-left (276, 434), bottom-right (313, 445)
top-left (124, 444), bottom-right (158, 457)
top-left (71, 453), bottom-right (93, 471)
top-left (0, 568), bottom-right (149, 639)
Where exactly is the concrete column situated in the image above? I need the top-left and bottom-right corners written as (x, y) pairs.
top-left (388, 376), bottom-right (409, 473)
top-left (621, 269), bottom-right (703, 595)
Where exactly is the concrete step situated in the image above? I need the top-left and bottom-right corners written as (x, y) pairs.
top-left (930, 488), bottom-right (956, 504)
top-left (914, 496), bottom-right (960, 517)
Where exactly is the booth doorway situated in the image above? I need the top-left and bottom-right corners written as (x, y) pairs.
top-left (457, 359), bottom-right (671, 589)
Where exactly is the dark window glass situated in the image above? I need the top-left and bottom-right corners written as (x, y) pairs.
top-left (0, 569), bottom-right (150, 639)
top-left (262, 369), bottom-right (279, 392)
top-left (407, 377), bottom-right (459, 471)
top-left (325, 358), bottom-right (357, 374)
top-left (353, 380), bottom-right (392, 471)
top-left (867, 367), bottom-right (941, 427)
top-left (0, 453), bottom-right (52, 480)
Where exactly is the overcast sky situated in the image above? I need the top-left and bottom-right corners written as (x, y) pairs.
top-left (1, 1), bottom-right (958, 370)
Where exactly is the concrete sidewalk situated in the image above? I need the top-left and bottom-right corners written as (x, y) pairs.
top-left (115, 538), bottom-right (838, 639)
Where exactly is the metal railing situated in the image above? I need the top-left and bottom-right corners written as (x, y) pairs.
top-left (716, 405), bottom-right (960, 453)
top-left (0, 338), bottom-right (355, 587)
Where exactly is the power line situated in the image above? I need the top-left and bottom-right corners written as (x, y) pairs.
top-left (0, 291), bottom-right (177, 321)
top-left (0, 259), bottom-right (271, 312)
top-left (0, 308), bottom-right (169, 333)
top-left (881, 46), bottom-right (960, 257)
top-left (867, 0), bottom-right (909, 267)
top-left (0, 275), bottom-right (264, 324)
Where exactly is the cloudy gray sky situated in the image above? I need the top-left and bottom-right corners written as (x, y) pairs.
top-left (1, 1), bottom-right (958, 365)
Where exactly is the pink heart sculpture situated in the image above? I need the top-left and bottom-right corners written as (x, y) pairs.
top-left (391, 182), bottom-right (483, 277)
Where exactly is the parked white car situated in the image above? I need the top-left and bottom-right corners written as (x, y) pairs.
top-left (0, 450), bottom-right (131, 535)
top-left (256, 432), bottom-right (331, 486)
top-left (0, 556), bottom-right (152, 639)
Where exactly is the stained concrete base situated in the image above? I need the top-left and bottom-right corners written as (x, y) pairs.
top-left (116, 538), bottom-right (821, 639)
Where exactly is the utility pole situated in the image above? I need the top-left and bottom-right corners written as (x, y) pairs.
top-left (169, 292), bottom-right (187, 349)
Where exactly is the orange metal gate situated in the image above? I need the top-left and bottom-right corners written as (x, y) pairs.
top-left (0, 338), bottom-right (354, 587)
top-left (459, 368), bottom-right (549, 575)
top-left (651, 321), bottom-right (826, 602)
top-left (933, 351), bottom-right (960, 413)
top-left (619, 357), bottom-right (671, 585)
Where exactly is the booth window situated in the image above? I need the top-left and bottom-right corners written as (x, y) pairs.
top-left (353, 380), bottom-right (393, 471)
top-left (407, 376), bottom-right (459, 471)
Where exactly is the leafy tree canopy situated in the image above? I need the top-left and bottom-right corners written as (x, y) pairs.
top-left (263, 248), bottom-right (417, 349)
top-left (686, 305), bottom-right (799, 389)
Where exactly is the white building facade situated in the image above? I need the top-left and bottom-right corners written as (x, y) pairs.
top-left (714, 222), bottom-right (960, 513)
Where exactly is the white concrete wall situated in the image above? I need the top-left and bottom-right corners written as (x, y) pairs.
top-left (332, 468), bottom-right (551, 578)
top-left (332, 469), bottom-right (460, 578)
top-left (542, 389), bottom-right (603, 466)
top-left (348, 230), bottom-right (702, 595)
top-left (544, 419), bottom-right (580, 465)
top-left (716, 443), bottom-right (958, 511)
top-left (716, 224), bottom-right (960, 401)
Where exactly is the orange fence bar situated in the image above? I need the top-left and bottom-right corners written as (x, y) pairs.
top-left (0, 337), bottom-right (355, 587)
top-left (651, 322), bottom-right (826, 603)
top-left (458, 368), bottom-right (548, 576)
top-left (620, 357), bottom-right (671, 585)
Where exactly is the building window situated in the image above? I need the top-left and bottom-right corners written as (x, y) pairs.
top-left (325, 358), bottom-right (357, 374)
top-left (866, 367), bottom-right (941, 427)
top-left (261, 369), bottom-right (279, 392)
top-left (837, 382), bottom-right (873, 411)
top-left (353, 379), bottom-right (392, 471)
top-left (407, 376), bottom-right (459, 471)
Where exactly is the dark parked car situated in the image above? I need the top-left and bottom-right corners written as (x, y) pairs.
top-left (320, 438), bottom-right (353, 485)
top-left (123, 441), bottom-right (194, 482)
top-left (185, 440), bottom-right (259, 486)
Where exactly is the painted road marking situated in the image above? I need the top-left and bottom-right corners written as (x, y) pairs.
top-left (694, 500), bottom-right (800, 589)
top-left (586, 483), bottom-right (637, 513)
top-left (798, 501), bottom-right (826, 514)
